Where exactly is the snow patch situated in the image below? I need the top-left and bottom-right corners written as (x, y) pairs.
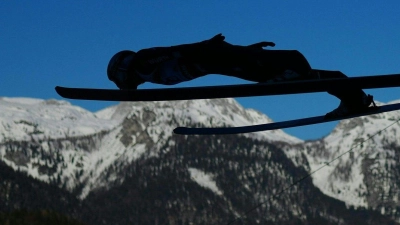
top-left (304, 100), bottom-right (400, 208)
top-left (0, 97), bottom-right (117, 142)
top-left (1, 97), bottom-right (44, 105)
top-left (188, 168), bottom-right (223, 196)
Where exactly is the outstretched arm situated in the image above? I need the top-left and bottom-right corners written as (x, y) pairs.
top-left (207, 34), bottom-right (275, 49)
top-left (247, 41), bottom-right (275, 49)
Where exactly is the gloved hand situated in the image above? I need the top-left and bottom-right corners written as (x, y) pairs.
top-left (208, 33), bottom-right (226, 43)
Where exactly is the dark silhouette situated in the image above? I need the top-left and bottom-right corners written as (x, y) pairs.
top-left (107, 34), bottom-right (373, 117)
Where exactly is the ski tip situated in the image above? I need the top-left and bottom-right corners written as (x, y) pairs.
top-left (55, 86), bottom-right (65, 92)
top-left (55, 86), bottom-right (61, 93)
top-left (55, 86), bottom-right (75, 99)
top-left (174, 127), bottom-right (210, 135)
top-left (173, 127), bottom-right (189, 135)
top-left (174, 126), bottom-right (229, 135)
top-left (55, 86), bottom-right (66, 96)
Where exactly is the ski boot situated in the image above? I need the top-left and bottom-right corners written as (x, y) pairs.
top-left (325, 92), bottom-right (376, 119)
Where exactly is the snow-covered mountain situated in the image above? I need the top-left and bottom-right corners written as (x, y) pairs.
top-left (1, 96), bottom-right (399, 224)
top-left (0, 97), bottom-right (117, 142)
top-left (296, 100), bottom-right (400, 219)
top-left (95, 98), bottom-right (302, 143)
top-left (0, 97), bottom-right (298, 194)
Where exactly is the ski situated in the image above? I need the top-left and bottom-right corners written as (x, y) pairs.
top-left (56, 73), bottom-right (400, 101)
top-left (173, 102), bottom-right (400, 135)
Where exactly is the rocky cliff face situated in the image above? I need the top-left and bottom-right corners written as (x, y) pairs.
top-left (0, 97), bottom-right (399, 224)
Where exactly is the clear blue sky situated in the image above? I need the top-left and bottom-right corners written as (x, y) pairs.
top-left (1, 1), bottom-right (399, 140)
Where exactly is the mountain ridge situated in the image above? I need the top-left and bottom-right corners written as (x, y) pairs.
top-left (1, 96), bottom-right (400, 224)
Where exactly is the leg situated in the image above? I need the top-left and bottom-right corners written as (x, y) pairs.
top-left (183, 41), bottom-right (313, 82)
top-left (241, 49), bottom-right (312, 82)
top-left (313, 70), bottom-right (374, 117)
top-left (311, 70), bottom-right (366, 101)
top-left (178, 39), bottom-right (373, 117)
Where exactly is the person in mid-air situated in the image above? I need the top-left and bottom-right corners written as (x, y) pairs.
top-left (107, 34), bottom-right (373, 118)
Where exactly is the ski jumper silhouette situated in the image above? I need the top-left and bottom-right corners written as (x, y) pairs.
top-left (107, 34), bottom-right (373, 117)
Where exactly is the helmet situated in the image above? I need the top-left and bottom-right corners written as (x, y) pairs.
top-left (107, 50), bottom-right (136, 89)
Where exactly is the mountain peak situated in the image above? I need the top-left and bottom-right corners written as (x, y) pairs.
top-left (95, 98), bottom-right (302, 144)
